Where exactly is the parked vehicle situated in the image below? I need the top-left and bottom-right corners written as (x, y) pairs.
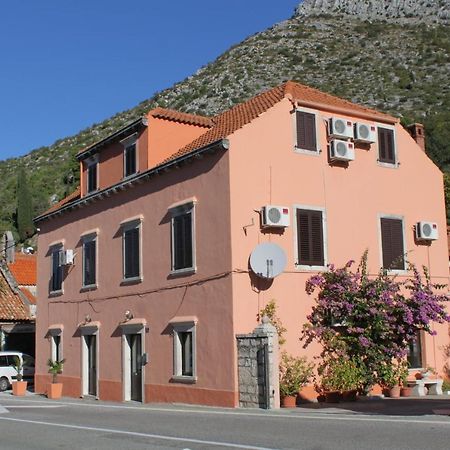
top-left (0, 351), bottom-right (35, 391)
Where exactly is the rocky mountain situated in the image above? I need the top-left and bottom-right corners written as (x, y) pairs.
top-left (296, 0), bottom-right (450, 24)
top-left (1, 0), bottom-right (449, 237)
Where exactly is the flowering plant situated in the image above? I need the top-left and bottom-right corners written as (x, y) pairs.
top-left (279, 352), bottom-right (314, 397)
top-left (302, 252), bottom-right (449, 392)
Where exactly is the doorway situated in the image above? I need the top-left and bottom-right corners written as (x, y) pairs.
top-left (129, 334), bottom-right (142, 402)
top-left (80, 324), bottom-right (99, 398)
top-left (86, 335), bottom-right (97, 396)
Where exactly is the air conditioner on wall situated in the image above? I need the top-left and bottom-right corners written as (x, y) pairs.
top-left (58, 249), bottom-right (75, 266)
top-left (329, 117), bottom-right (354, 139)
top-left (354, 122), bottom-right (377, 143)
top-left (329, 139), bottom-right (355, 162)
top-left (261, 205), bottom-right (290, 228)
top-left (416, 222), bottom-right (439, 241)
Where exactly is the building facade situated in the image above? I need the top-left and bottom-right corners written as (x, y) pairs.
top-left (34, 82), bottom-right (449, 406)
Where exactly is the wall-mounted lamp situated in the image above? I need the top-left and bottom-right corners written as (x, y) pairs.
top-left (124, 310), bottom-right (134, 322)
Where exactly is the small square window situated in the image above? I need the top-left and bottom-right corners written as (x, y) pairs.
top-left (295, 110), bottom-right (318, 153)
top-left (296, 208), bottom-right (325, 267)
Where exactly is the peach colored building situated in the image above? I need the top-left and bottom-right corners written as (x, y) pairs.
top-left (34, 81), bottom-right (449, 406)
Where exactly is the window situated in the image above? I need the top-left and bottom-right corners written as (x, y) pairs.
top-left (0, 356), bottom-right (7, 367)
top-left (122, 221), bottom-right (141, 280)
top-left (124, 143), bottom-right (137, 177)
top-left (380, 217), bottom-right (405, 270)
top-left (407, 332), bottom-right (423, 369)
top-left (378, 127), bottom-right (396, 164)
top-left (50, 245), bottom-right (63, 293)
top-left (296, 208), bottom-right (325, 267)
top-left (87, 161), bottom-right (98, 193)
top-left (82, 234), bottom-right (97, 287)
top-left (172, 322), bottom-right (196, 380)
top-left (51, 335), bottom-right (62, 362)
top-left (295, 110), bottom-right (318, 153)
top-left (170, 203), bottom-right (195, 272)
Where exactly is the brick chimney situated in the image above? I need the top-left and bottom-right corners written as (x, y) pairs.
top-left (407, 123), bottom-right (426, 152)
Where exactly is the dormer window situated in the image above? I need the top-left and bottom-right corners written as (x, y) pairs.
top-left (121, 134), bottom-right (138, 178)
top-left (86, 156), bottom-right (98, 194)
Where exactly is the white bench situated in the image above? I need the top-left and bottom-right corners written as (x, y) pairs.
top-left (410, 378), bottom-right (443, 396)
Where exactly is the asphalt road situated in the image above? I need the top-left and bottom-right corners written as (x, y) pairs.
top-left (1, 393), bottom-right (450, 450)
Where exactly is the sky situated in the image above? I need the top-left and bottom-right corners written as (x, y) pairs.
top-left (0, 0), bottom-right (300, 161)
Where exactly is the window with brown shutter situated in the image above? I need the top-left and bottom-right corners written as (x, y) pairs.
top-left (378, 127), bottom-right (396, 164)
top-left (296, 111), bottom-right (317, 152)
top-left (380, 217), bottom-right (404, 270)
top-left (297, 209), bottom-right (325, 266)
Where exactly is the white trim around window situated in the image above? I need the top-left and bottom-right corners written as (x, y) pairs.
top-left (292, 106), bottom-right (321, 156)
top-left (171, 319), bottom-right (197, 383)
top-left (121, 218), bottom-right (143, 283)
top-left (293, 204), bottom-right (328, 271)
top-left (169, 201), bottom-right (196, 275)
top-left (376, 123), bottom-right (399, 168)
top-left (48, 326), bottom-right (63, 362)
top-left (82, 232), bottom-right (98, 289)
top-left (49, 243), bottom-right (64, 295)
top-left (377, 213), bottom-right (407, 274)
top-left (121, 133), bottom-right (139, 179)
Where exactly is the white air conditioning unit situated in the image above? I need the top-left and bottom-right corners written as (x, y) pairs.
top-left (354, 122), bottom-right (377, 143)
top-left (329, 117), bottom-right (354, 139)
top-left (416, 222), bottom-right (439, 241)
top-left (329, 139), bottom-right (355, 162)
top-left (262, 205), bottom-right (290, 228)
top-left (58, 249), bottom-right (75, 266)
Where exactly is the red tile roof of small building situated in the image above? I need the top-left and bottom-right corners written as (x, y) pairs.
top-left (0, 270), bottom-right (30, 321)
top-left (8, 253), bottom-right (37, 286)
top-left (19, 287), bottom-right (36, 305)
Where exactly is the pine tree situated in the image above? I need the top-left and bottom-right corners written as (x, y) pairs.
top-left (16, 167), bottom-right (34, 241)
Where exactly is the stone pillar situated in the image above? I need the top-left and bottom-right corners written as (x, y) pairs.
top-left (236, 317), bottom-right (280, 409)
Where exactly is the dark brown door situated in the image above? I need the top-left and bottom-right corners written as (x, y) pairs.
top-left (87, 335), bottom-right (97, 396)
top-left (129, 334), bottom-right (142, 402)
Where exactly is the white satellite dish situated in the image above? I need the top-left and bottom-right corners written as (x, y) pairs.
top-left (249, 242), bottom-right (287, 279)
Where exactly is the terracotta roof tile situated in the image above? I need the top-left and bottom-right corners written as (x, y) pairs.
top-left (0, 270), bottom-right (30, 321)
top-left (37, 186), bottom-right (81, 218)
top-left (161, 81), bottom-right (397, 164)
top-left (148, 107), bottom-right (213, 127)
top-left (19, 287), bottom-right (36, 305)
top-left (8, 253), bottom-right (37, 286)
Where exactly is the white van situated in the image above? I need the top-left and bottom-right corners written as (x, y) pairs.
top-left (0, 351), bottom-right (35, 391)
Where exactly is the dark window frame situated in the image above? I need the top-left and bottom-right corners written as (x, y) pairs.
top-left (378, 126), bottom-right (396, 164)
top-left (86, 161), bottom-right (98, 193)
top-left (380, 216), bottom-right (405, 271)
top-left (124, 142), bottom-right (137, 178)
top-left (296, 208), bottom-right (325, 267)
top-left (170, 203), bottom-right (195, 273)
top-left (82, 234), bottom-right (97, 287)
top-left (50, 245), bottom-right (63, 293)
top-left (295, 110), bottom-right (318, 153)
top-left (122, 221), bottom-right (141, 281)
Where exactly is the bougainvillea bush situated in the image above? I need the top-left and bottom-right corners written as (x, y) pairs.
top-left (301, 252), bottom-right (450, 391)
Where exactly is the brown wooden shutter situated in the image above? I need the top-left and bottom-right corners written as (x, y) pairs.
top-left (297, 209), bottom-right (324, 266)
top-left (381, 218), bottom-right (404, 270)
top-left (378, 128), bottom-right (395, 164)
top-left (296, 111), bottom-right (317, 152)
top-left (173, 212), bottom-right (193, 270)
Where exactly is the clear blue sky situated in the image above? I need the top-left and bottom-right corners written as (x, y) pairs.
top-left (0, 0), bottom-right (300, 161)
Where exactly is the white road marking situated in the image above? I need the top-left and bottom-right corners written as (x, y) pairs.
top-left (0, 406), bottom-right (8, 414)
top-left (2, 405), bottom-right (63, 408)
top-left (0, 416), bottom-right (278, 450)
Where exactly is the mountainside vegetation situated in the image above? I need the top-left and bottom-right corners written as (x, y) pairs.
top-left (1, 1), bottom-right (449, 239)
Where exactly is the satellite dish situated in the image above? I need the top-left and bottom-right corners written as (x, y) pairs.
top-left (250, 242), bottom-right (287, 279)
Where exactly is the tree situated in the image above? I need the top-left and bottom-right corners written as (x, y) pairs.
top-left (16, 167), bottom-right (34, 241)
top-left (301, 253), bottom-right (450, 392)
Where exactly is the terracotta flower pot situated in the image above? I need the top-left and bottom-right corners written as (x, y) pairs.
top-left (401, 386), bottom-right (413, 397)
top-left (12, 381), bottom-right (27, 396)
top-left (47, 383), bottom-right (63, 399)
top-left (281, 395), bottom-right (297, 408)
top-left (388, 386), bottom-right (401, 398)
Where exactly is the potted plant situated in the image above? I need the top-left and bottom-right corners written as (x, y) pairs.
top-left (279, 352), bottom-right (314, 408)
top-left (12, 359), bottom-right (27, 396)
top-left (47, 358), bottom-right (66, 399)
top-left (379, 360), bottom-right (407, 398)
top-left (398, 361), bottom-right (413, 397)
